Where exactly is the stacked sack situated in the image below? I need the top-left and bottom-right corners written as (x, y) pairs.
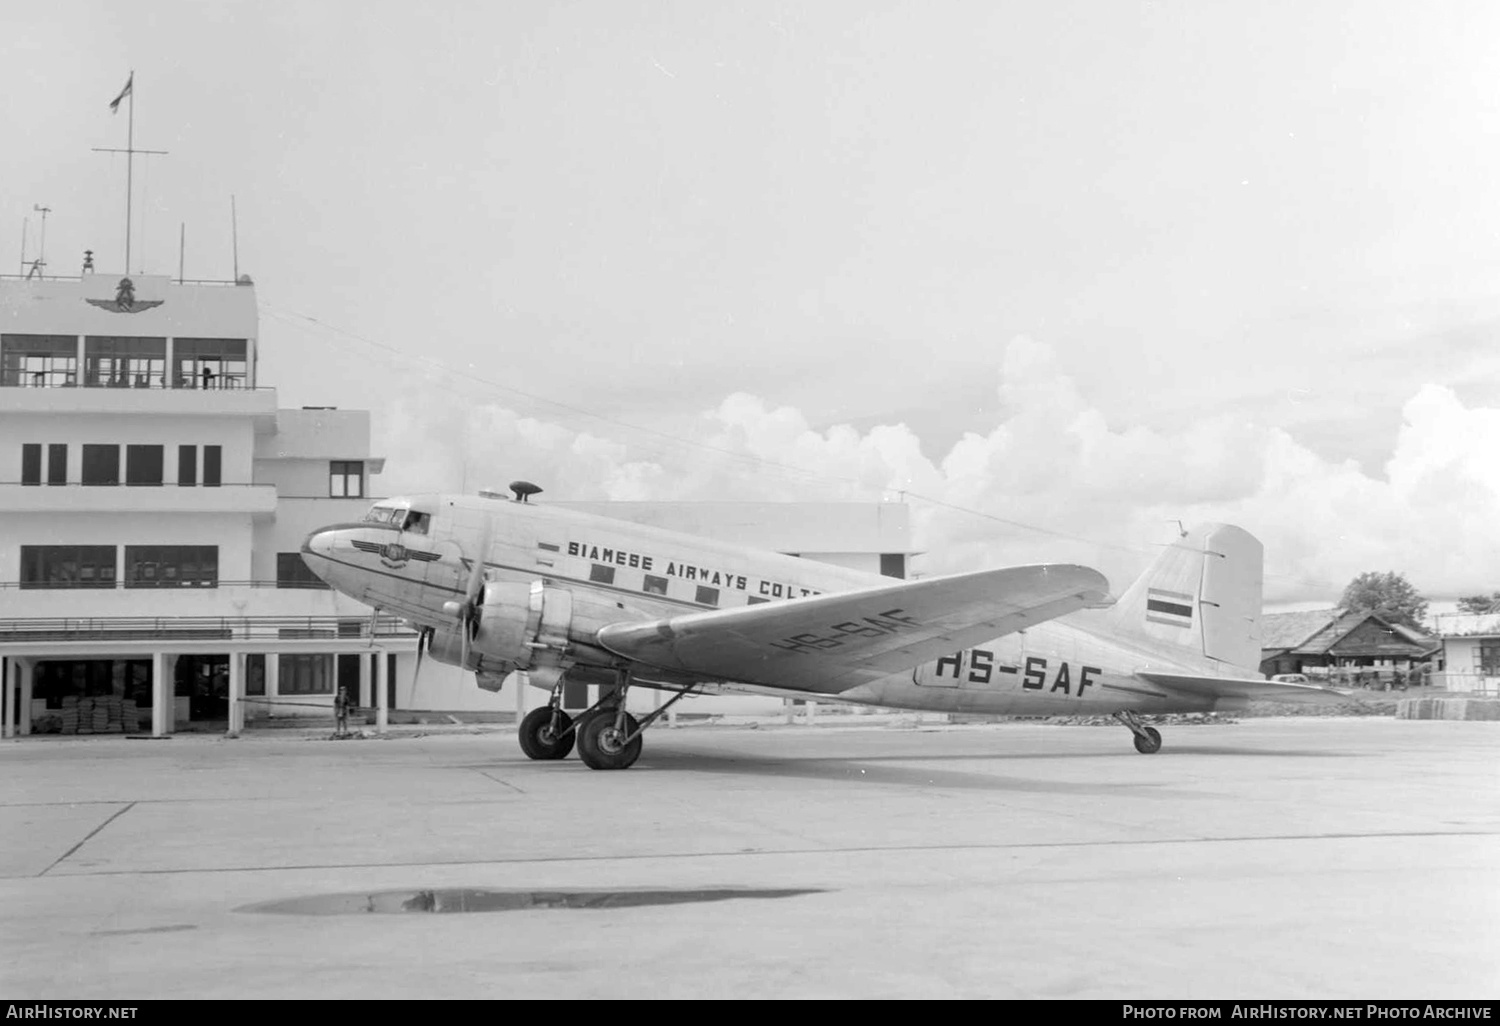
top-left (60, 695), bottom-right (80, 735)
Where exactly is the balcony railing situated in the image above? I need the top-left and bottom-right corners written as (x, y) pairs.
top-left (0, 273), bottom-right (244, 286)
top-left (0, 578), bottom-right (332, 591)
top-left (0, 614), bottom-right (419, 643)
top-left (1, 374), bottom-right (262, 390)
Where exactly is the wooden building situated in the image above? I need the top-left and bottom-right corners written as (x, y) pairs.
top-left (1259, 609), bottom-right (1439, 684)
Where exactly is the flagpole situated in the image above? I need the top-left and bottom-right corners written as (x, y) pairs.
top-left (125, 71), bottom-right (134, 274)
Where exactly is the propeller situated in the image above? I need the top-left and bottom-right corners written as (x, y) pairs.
top-left (411, 625), bottom-right (433, 704)
top-left (442, 520), bottom-right (493, 672)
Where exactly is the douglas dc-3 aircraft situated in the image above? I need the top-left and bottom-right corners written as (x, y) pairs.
top-left (300, 482), bottom-right (1349, 770)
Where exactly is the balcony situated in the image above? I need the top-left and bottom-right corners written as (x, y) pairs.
top-left (0, 381), bottom-right (277, 430)
top-left (0, 580), bottom-right (412, 647)
top-left (0, 482), bottom-right (278, 514)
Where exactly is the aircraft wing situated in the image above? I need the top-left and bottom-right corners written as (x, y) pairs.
top-left (1136, 672), bottom-right (1360, 705)
top-left (595, 564), bottom-right (1111, 695)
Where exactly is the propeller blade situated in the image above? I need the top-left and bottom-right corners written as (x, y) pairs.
top-left (412, 627), bottom-right (429, 706)
top-left (458, 520), bottom-right (493, 671)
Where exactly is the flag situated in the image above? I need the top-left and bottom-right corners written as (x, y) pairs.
top-left (109, 73), bottom-right (133, 114)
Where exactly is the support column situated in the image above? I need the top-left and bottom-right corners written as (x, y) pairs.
top-left (19, 659), bottom-right (34, 736)
top-left (226, 652), bottom-right (244, 737)
top-left (374, 649), bottom-right (388, 736)
top-left (151, 651), bottom-right (169, 737)
top-left (806, 700), bottom-right (818, 724)
top-left (2, 656), bottom-right (11, 740)
top-left (784, 698), bottom-right (795, 725)
top-left (265, 654), bottom-right (280, 718)
top-left (359, 653), bottom-right (372, 712)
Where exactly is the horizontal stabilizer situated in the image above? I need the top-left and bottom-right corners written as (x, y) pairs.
top-left (1137, 671), bottom-right (1359, 705)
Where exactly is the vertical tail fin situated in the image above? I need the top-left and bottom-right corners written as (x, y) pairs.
top-left (1104, 523), bottom-right (1264, 673)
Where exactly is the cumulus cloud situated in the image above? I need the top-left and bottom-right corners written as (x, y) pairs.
top-left (376, 339), bottom-right (1500, 604)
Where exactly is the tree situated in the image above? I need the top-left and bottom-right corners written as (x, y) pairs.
top-left (1338, 571), bottom-right (1429, 630)
top-left (1456, 592), bottom-right (1500, 615)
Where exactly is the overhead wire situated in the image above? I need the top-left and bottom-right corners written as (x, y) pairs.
top-left (257, 302), bottom-right (1345, 593)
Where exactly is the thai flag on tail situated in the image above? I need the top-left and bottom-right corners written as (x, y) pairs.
top-left (1145, 588), bottom-right (1194, 628)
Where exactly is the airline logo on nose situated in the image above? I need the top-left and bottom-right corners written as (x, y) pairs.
top-left (353, 539), bottom-right (440, 570)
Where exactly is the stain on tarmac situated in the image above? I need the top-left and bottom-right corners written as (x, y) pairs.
top-left (238, 886), bottom-right (826, 915)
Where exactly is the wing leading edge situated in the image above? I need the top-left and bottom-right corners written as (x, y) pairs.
top-left (596, 563), bottom-right (1111, 695)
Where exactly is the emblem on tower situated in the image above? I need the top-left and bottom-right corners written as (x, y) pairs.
top-left (86, 276), bottom-right (164, 313)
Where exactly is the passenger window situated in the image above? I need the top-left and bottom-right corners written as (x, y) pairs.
top-left (590, 564), bottom-right (616, 585)
top-left (642, 574), bottom-right (668, 595)
top-left (695, 586), bottom-right (719, 606)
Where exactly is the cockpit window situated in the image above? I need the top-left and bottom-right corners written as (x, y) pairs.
top-left (401, 511), bottom-right (431, 535)
top-left (362, 505), bottom-right (404, 526)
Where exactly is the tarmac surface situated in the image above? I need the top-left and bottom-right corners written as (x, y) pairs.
top-left (1, 714), bottom-right (1497, 1000)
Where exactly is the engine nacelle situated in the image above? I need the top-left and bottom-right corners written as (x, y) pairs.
top-left (427, 581), bottom-right (576, 679)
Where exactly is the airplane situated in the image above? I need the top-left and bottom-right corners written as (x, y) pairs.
top-left (300, 481), bottom-right (1353, 770)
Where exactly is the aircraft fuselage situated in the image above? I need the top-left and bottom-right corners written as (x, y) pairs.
top-left (303, 493), bottom-right (1222, 717)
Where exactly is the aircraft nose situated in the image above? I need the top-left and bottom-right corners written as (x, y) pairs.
top-left (300, 527), bottom-right (341, 584)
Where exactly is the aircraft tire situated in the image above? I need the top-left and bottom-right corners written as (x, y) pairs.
top-left (1133, 727), bottom-right (1162, 755)
top-left (518, 708), bottom-right (575, 761)
top-left (577, 711), bottom-right (642, 770)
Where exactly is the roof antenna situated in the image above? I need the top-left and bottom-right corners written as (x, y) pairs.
top-left (231, 195), bottom-right (239, 281)
top-left (27, 205), bottom-right (50, 279)
top-left (509, 481), bottom-right (542, 503)
top-left (1169, 519), bottom-right (1188, 539)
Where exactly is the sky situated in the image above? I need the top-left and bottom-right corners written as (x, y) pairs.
top-left (4, 1), bottom-right (1500, 607)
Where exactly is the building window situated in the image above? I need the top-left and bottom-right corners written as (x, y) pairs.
top-left (178, 445), bottom-right (196, 486)
top-left (203, 445), bottom-right (221, 487)
top-left (642, 574), bottom-right (668, 595)
top-left (125, 445), bottom-right (164, 486)
top-left (880, 553), bottom-right (906, 579)
top-left (246, 654), bottom-right (266, 697)
top-left (20, 545), bottom-right (117, 589)
top-left (81, 444), bottom-right (120, 485)
top-left (276, 552), bottom-right (330, 589)
top-left (278, 654), bottom-right (333, 695)
top-left (590, 564), bottom-right (616, 585)
top-left (124, 545), bottom-right (219, 588)
top-left (173, 338), bottom-right (249, 390)
top-left (1, 334), bottom-right (76, 387)
top-left (695, 585), bottom-right (719, 606)
top-left (329, 461), bottom-right (364, 498)
top-left (48, 444), bottom-right (66, 485)
top-left (21, 444), bottom-right (41, 485)
top-left (1480, 642), bottom-right (1500, 676)
top-left (84, 336), bottom-right (166, 388)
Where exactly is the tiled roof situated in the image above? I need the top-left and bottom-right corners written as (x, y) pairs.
top-left (1259, 609), bottom-right (1339, 651)
top-left (1293, 611), bottom-right (1373, 654)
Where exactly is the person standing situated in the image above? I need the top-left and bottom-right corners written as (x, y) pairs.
top-left (334, 686), bottom-right (352, 737)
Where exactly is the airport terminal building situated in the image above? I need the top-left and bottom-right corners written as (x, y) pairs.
top-left (0, 270), bottom-right (915, 737)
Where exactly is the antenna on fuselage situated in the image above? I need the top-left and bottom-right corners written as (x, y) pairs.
top-left (509, 481), bottom-right (542, 503)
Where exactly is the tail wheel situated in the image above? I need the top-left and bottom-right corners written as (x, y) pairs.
top-left (1133, 726), bottom-right (1162, 755)
top-left (577, 711), bottom-right (642, 770)
top-left (518, 707), bottom-right (575, 761)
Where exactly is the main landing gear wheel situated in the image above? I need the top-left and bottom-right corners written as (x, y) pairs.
top-left (577, 711), bottom-right (642, 771)
top-left (1132, 727), bottom-right (1162, 755)
top-left (518, 707), bottom-right (575, 761)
